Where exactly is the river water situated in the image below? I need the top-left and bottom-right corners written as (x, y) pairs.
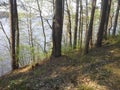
top-left (0, 18), bottom-right (11, 76)
top-left (0, 17), bottom-right (52, 77)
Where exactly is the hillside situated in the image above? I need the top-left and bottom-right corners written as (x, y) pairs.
top-left (0, 40), bottom-right (120, 90)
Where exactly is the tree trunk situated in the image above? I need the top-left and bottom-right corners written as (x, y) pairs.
top-left (85, 0), bottom-right (88, 36)
top-left (9, 0), bottom-right (19, 69)
top-left (66, 0), bottom-right (72, 47)
top-left (51, 0), bottom-right (64, 57)
top-left (96, 0), bottom-right (109, 47)
top-left (84, 0), bottom-right (96, 54)
top-left (14, 0), bottom-right (19, 67)
top-left (104, 0), bottom-right (112, 39)
top-left (79, 0), bottom-right (83, 49)
top-left (36, 0), bottom-right (47, 53)
top-left (30, 7), bottom-right (35, 61)
top-left (78, 0), bottom-right (82, 47)
top-left (73, 0), bottom-right (80, 49)
top-left (112, 0), bottom-right (120, 36)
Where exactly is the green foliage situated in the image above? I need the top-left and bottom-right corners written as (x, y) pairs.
top-left (103, 36), bottom-right (117, 45)
top-left (104, 31), bottom-right (120, 44)
top-left (77, 85), bottom-right (94, 90)
top-left (116, 31), bottom-right (120, 43)
top-left (18, 13), bottom-right (26, 19)
top-left (9, 81), bottom-right (16, 89)
top-left (8, 80), bottom-right (27, 90)
top-left (0, 57), bottom-right (3, 61)
top-left (62, 46), bottom-right (73, 55)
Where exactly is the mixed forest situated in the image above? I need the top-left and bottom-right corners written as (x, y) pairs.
top-left (0, 0), bottom-right (120, 90)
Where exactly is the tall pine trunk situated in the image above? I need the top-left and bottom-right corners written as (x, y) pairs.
top-left (104, 0), bottom-right (112, 39)
top-left (96, 0), bottom-right (109, 47)
top-left (84, 0), bottom-right (96, 54)
top-left (112, 0), bottom-right (120, 36)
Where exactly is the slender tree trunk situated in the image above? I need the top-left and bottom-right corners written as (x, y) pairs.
top-left (78, 0), bottom-right (82, 47)
top-left (14, 0), bottom-right (19, 66)
top-left (53, 0), bottom-right (55, 11)
top-left (27, 16), bottom-right (32, 61)
top-left (85, 0), bottom-right (88, 35)
top-left (0, 21), bottom-right (11, 49)
top-left (51, 0), bottom-right (64, 57)
top-left (66, 0), bottom-right (72, 47)
top-left (96, 0), bottom-right (109, 47)
top-left (36, 0), bottom-right (47, 53)
top-left (84, 0), bottom-right (96, 54)
top-left (73, 0), bottom-right (80, 49)
top-left (104, 0), bottom-right (112, 39)
top-left (27, 7), bottom-right (35, 62)
top-left (30, 7), bottom-right (35, 61)
top-left (112, 0), bottom-right (120, 36)
top-left (108, 12), bottom-right (114, 36)
top-left (79, 0), bottom-right (83, 49)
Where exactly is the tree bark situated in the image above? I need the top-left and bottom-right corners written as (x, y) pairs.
top-left (66, 0), bottom-right (72, 47)
top-left (78, 0), bottom-right (83, 49)
top-left (36, 0), bottom-right (47, 53)
top-left (112, 0), bottom-right (120, 36)
top-left (9, 0), bottom-right (19, 69)
top-left (14, 0), bottom-right (19, 67)
top-left (96, 0), bottom-right (109, 47)
top-left (84, 0), bottom-right (96, 54)
top-left (104, 0), bottom-right (112, 39)
top-left (85, 0), bottom-right (88, 35)
top-left (51, 0), bottom-right (64, 57)
top-left (73, 0), bottom-right (80, 49)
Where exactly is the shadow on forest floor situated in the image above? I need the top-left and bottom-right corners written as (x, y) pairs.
top-left (0, 42), bottom-right (120, 90)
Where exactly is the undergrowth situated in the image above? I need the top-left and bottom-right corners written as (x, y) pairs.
top-left (0, 38), bottom-right (120, 90)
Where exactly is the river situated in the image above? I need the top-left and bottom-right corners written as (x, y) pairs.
top-left (0, 17), bottom-right (52, 77)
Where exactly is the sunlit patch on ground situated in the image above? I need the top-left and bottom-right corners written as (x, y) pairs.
top-left (77, 76), bottom-right (109, 90)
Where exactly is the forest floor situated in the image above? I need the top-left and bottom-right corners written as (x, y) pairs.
top-left (0, 39), bottom-right (120, 90)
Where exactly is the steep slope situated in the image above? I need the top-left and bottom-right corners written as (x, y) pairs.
top-left (0, 42), bottom-right (120, 90)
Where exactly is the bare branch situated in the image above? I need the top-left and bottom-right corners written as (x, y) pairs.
top-left (0, 21), bottom-right (11, 48)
